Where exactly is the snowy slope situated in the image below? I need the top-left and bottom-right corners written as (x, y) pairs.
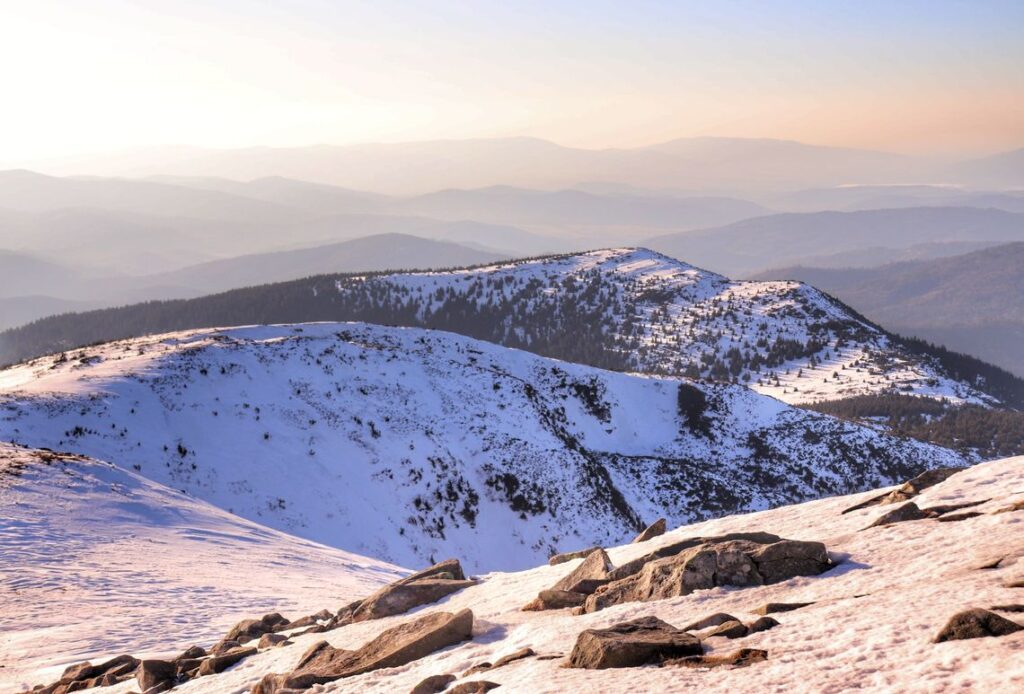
top-left (319, 248), bottom-right (992, 405)
top-left (0, 323), bottom-right (965, 573)
top-left (13, 453), bottom-right (1023, 693)
top-left (0, 443), bottom-right (404, 692)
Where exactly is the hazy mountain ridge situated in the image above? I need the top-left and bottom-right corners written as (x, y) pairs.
top-left (645, 206), bottom-right (1024, 277)
top-left (754, 243), bottom-right (1024, 376)
top-left (0, 322), bottom-right (965, 575)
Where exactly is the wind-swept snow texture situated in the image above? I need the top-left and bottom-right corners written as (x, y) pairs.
top-left (5, 449), bottom-right (1023, 692)
top-left (0, 323), bottom-right (964, 573)
top-left (0, 443), bottom-right (404, 691)
top-left (319, 248), bottom-right (991, 405)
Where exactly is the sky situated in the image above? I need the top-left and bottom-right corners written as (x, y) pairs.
top-left (2, 0), bottom-right (1022, 164)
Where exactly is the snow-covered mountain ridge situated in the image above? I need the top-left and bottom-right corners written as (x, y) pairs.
top-left (0, 322), bottom-right (965, 572)
top-left (320, 247), bottom-right (995, 405)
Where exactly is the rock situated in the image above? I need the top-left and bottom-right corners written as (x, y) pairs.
top-left (584, 537), bottom-right (830, 614)
top-left (706, 620), bottom-right (749, 639)
top-left (198, 647), bottom-right (257, 676)
top-left (632, 518), bottom-right (666, 543)
top-left (748, 616), bottom-right (780, 633)
top-left (282, 615), bottom-right (318, 630)
top-left (491, 647), bottom-right (535, 669)
top-left (607, 532), bottom-right (782, 582)
top-left (136, 659), bottom-right (176, 693)
top-left (1005, 578), bottom-right (1024, 588)
top-left (259, 633), bottom-right (291, 649)
top-left (975, 556), bottom-right (1008, 570)
top-left (936, 511), bottom-right (983, 523)
top-left (462, 661), bottom-right (493, 677)
top-left (751, 601), bottom-right (813, 615)
top-left (224, 613), bottom-right (290, 644)
top-left (682, 613), bottom-right (739, 632)
top-left (352, 560), bottom-right (475, 622)
top-left (210, 639), bottom-right (242, 655)
top-left (176, 645), bottom-right (206, 660)
top-left (447, 682), bottom-right (500, 694)
top-left (549, 546), bottom-right (602, 566)
top-left (994, 500), bottom-right (1024, 514)
top-left (567, 615), bottom-right (702, 669)
top-left (174, 657), bottom-right (204, 678)
top-left (410, 674), bottom-right (457, 694)
top-left (258, 609), bottom-right (474, 690)
top-left (933, 608), bottom-right (1024, 642)
top-left (552, 548), bottom-right (613, 594)
top-left (922, 499), bottom-right (989, 516)
top-left (842, 467), bottom-right (963, 514)
top-left (522, 589), bottom-right (586, 611)
top-left (991, 604), bottom-right (1024, 612)
top-left (865, 502), bottom-right (932, 529)
top-left (668, 648), bottom-right (768, 669)
top-left (329, 599), bottom-right (363, 629)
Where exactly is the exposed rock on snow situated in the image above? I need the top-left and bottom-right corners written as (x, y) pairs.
top-left (865, 501), bottom-right (932, 528)
top-left (843, 467), bottom-right (965, 514)
top-left (681, 613), bottom-right (740, 632)
top-left (750, 601), bottom-right (813, 615)
top-left (667, 648), bottom-right (769, 669)
top-left (547, 547), bottom-right (601, 566)
top-left (567, 616), bottom-right (703, 669)
top-left (446, 681), bottom-right (501, 693)
top-left (632, 518), bottom-right (666, 543)
top-left (410, 673), bottom-right (456, 694)
top-left (583, 536), bottom-right (832, 613)
top-left (932, 608), bottom-right (1023, 642)
top-left (252, 609), bottom-right (474, 692)
top-left (704, 620), bottom-right (749, 639)
top-left (352, 560), bottom-right (475, 622)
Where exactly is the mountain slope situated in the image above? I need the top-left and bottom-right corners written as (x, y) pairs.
top-left (644, 207), bottom-right (1024, 277)
top-left (0, 443), bottom-right (403, 690)
top-left (0, 322), bottom-right (966, 574)
top-left (753, 243), bottom-right (1024, 376)
top-left (1, 248), bottom-right (1008, 408)
top-left (9, 448), bottom-right (1023, 692)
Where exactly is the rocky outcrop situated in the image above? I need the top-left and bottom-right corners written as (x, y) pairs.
top-left (252, 609), bottom-right (474, 692)
top-left (136, 659), bottom-right (177, 693)
top-left (751, 601), bottom-right (813, 615)
top-left (843, 467), bottom-right (963, 514)
top-left (410, 674), bottom-right (457, 694)
top-left (522, 549), bottom-right (612, 611)
top-left (197, 647), bottom-right (257, 676)
top-left (667, 648), bottom-right (768, 669)
top-left (567, 616), bottom-right (702, 669)
top-left (462, 647), bottom-right (535, 676)
top-left (549, 547), bottom-right (601, 566)
top-left (705, 620), bottom-right (748, 639)
top-left (933, 608), bottom-right (1024, 642)
top-left (632, 518), bottom-right (666, 543)
top-left (258, 633), bottom-right (291, 649)
top-left (865, 502), bottom-right (931, 528)
top-left (352, 559), bottom-right (476, 622)
top-left (681, 613), bottom-right (739, 632)
top-left (583, 536), bottom-right (831, 614)
top-left (34, 655), bottom-right (140, 693)
top-left (447, 682), bottom-right (501, 694)
top-left (223, 613), bottom-right (290, 645)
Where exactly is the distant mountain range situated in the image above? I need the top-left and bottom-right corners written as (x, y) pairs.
top-left (644, 207), bottom-right (1024, 277)
top-left (754, 243), bottom-right (1024, 377)
top-left (29, 136), bottom-right (1024, 195)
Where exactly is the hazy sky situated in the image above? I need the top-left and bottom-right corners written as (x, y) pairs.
top-left (3, 0), bottom-right (1022, 164)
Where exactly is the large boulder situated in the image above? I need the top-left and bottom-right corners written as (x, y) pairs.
top-left (352, 560), bottom-right (475, 622)
top-left (567, 616), bottom-right (702, 669)
top-left (253, 609), bottom-right (474, 692)
top-left (521, 589), bottom-right (586, 611)
top-left (933, 608), bottom-right (1024, 642)
top-left (584, 537), bottom-right (831, 614)
top-left (552, 548), bottom-right (613, 593)
top-left (197, 646), bottom-right (257, 676)
top-left (136, 659), bottom-right (176, 693)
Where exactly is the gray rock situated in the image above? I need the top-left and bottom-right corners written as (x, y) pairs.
top-left (933, 608), bottom-right (1024, 642)
top-left (632, 518), bottom-right (667, 543)
top-left (567, 615), bottom-right (702, 669)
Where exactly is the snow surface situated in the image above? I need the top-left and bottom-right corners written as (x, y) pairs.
top-left (0, 322), bottom-right (964, 573)
top-left (0, 443), bottom-right (404, 691)
top-left (5, 446), bottom-right (1022, 693)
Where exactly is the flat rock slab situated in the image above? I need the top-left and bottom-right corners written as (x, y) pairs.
top-left (866, 502), bottom-right (931, 529)
top-left (254, 609), bottom-right (474, 692)
top-left (549, 547), bottom-right (601, 566)
top-left (933, 608), bottom-right (1024, 642)
top-left (668, 648), bottom-right (768, 669)
top-left (752, 601), bottom-right (813, 615)
top-left (568, 615), bottom-right (702, 669)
